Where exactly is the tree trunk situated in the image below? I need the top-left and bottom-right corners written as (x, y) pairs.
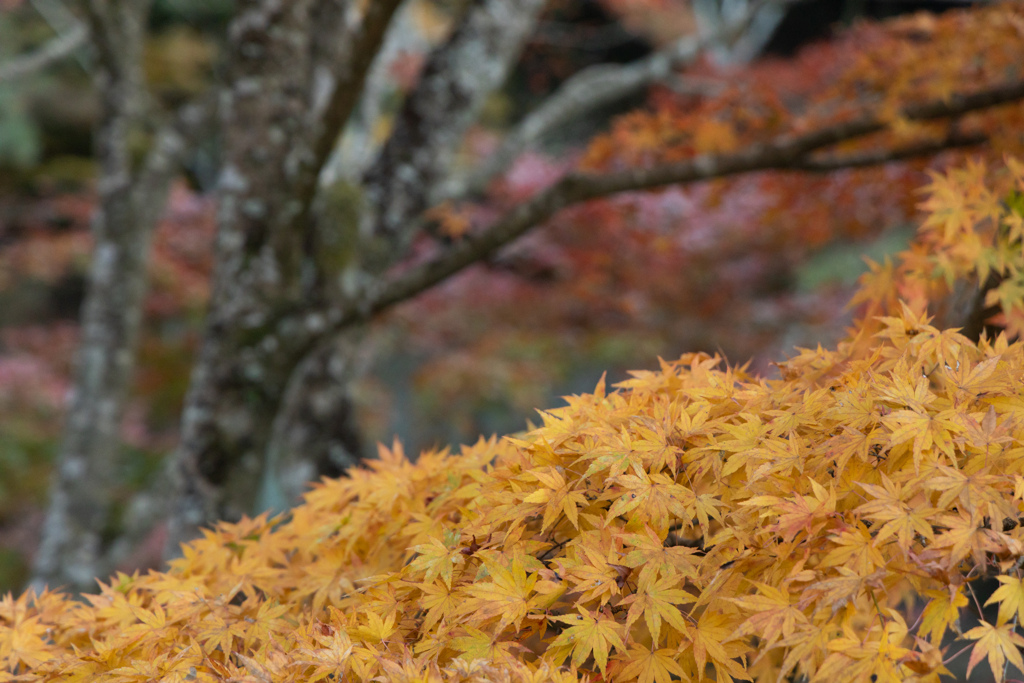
top-left (253, 0), bottom-right (550, 516)
top-left (164, 0), bottom-right (546, 555)
top-left (260, 331), bottom-right (365, 511)
top-left (164, 0), bottom-right (403, 554)
top-left (30, 0), bottom-right (180, 593)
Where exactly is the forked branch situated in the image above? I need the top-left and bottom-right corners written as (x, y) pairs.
top-left (325, 78), bottom-right (1024, 336)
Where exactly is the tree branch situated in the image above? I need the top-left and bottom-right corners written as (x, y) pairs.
top-left (453, 0), bottom-right (798, 198)
top-left (360, 0), bottom-right (547, 261)
top-left (0, 22), bottom-right (87, 84)
top-left (330, 78), bottom-right (1024, 332)
top-left (791, 130), bottom-right (987, 173)
top-left (307, 0), bottom-right (404, 189)
top-left (78, 1), bottom-right (140, 84)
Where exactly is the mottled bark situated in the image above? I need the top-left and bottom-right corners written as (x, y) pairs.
top-left (31, 0), bottom-right (181, 593)
top-left (261, 331), bottom-right (365, 510)
top-left (166, 0), bottom-right (545, 552)
top-left (327, 2), bottom-right (435, 184)
top-left (359, 0), bottom-right (548, 271)
top-left (265, 0), bottom-right (548, 507)
top-left (165, 0), bottom-right (402, 554)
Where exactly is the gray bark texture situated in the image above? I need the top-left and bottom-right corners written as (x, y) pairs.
top-left (165, 0), bottom-right (547, 554)
top-left (30, 0), bottom-right (182, 593)
top-left (257, 0), bottom-right (550, 515)
top-left (164, 0), bottom-right (404, 553)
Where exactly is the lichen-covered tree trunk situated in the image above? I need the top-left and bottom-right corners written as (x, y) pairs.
top-left (246, 0), bottom-right (549, 518)
top-left (164, 0), bottom-right (403, 553)
top-left (165, 0), bottom-right (547, 554)
top-left (31, 0), bottom-right (181, 593)
top-left (263, 331), bottom-right (365, 509)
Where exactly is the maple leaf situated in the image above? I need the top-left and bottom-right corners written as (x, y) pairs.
top-left (620, 573), bottom-right (695, 645)
top-left (242, 600), bottom-right (291, 650)
top-left (715, 416), bottom-right (772, 478)
top-left (450, 626), bottom-right (524, 668)
top-left (521, 466), bottom-right (588, 531)
top-left (943, 352), bottom-right (1006, 404)
top-left (619, 525), bottom-right (700, 587)
top-left (741, 479), bottom-right (835, 544)
top-left (416, 580), bottom-right (459, 631)
top-left (820, 523), bottom-right (886, 576)
top-left (293, 625), bottom-right (354, 683)
top-left (460, 552), bottom-right (537, 630)
top-left (353, 610), bottom-right (398, 643)
top-left (925, 463), bottom-right (1011, 521)
top-left (800, 567), bottom-right (887, 616)
top-left (604, 470), bottom-right (693, 529)
top-left (883, 402), bottom-right (964, 471)
top-left (726, 582), bottom-right (808, 650)
top-left (816, 612), bottom-right (912, 683)
top-left (857, 475), bottom-right (936, 554)
top-left (688, 610), bottom-right (751, 682)
top-left (195, 608), bottom-right (248, 656)
top-left (959, 404), bottom-right (1016, 456)
top-left (616, 645), bottom-right (689, 683)
top-left (562, 556), bottom-right (625, 607)
top-left (547, 607), bottom-right (626, 675)
top-left (408, 537), bottom-right (464, 589)
top-left (576, 427), bottom-right (648, 480)
top-left (963, 620), bottom-right (1024, 683)
top-left (986, 575), bottom-right (1024, 627)
top-left (931, 508), bottom-right (1001, 569)
top-left (919, 584), bottom-right (967, 643)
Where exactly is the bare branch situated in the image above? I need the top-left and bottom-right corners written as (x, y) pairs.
top-left (79, 1), bottom-right (153, 84)
top-left (307, 0), bottom-right (404, 189)
top-left (326, 5), bottom-right (435, 184)
top-left (790, 130), bottom-right (987, 172)
top-left (455, 0), bottom-right (798, 197)
top-left (335, 78), bottom-right (1024, 330)
top-left (0, 22), bottom-right (87, 84)
top-left (360, 0), bottom-right (547, 260)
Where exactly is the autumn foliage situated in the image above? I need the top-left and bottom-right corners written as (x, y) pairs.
top-left (1, 154), bottom-right (1023, 682)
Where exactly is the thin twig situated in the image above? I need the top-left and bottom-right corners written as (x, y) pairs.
top-left (0, 22), bottom-right (87, 84)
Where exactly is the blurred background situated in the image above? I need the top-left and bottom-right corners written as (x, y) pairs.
top-left (0, 0), bottom-right (1008, 592)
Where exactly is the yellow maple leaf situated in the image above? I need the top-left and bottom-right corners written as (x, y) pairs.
top-left (986, 575), bottom-right (1024, 627)
top-left (919, 584), bottom-right (967, 643)
top-left (616, 645), bottom-right (689, 683)
top-left (963, 620), bottom-right (1024, 683)
top-left (547, 607), bottom-right (626, 675)
top-left (620, 573), bottom-right (695, 645)
top-left (460, 552), bottom-right (536, 630)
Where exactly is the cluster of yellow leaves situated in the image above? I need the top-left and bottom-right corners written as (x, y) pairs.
top-left (851, 156), bottom-right (1024, 344)
top-left (5, 172), bottom-right (1024, 681)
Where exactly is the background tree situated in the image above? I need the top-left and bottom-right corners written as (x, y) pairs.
top-left (0, 0), bottom-right (1022, 593)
